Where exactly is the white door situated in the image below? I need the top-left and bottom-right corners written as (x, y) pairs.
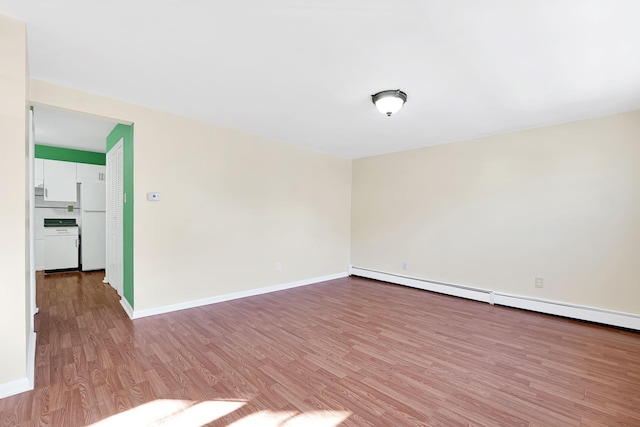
top-left (106, 139), bottom-right (124, 296)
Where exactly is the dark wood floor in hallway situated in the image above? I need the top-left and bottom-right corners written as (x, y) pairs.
top-left (0, 272), bottom-right (639, 426)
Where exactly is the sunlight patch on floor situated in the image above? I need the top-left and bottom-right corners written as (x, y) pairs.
top-left (88, 399), bottom-right (351, 426)
top-left (88, 399), bottom-right (246, 426)
top-left (227, 410), bottom-right (351, 427)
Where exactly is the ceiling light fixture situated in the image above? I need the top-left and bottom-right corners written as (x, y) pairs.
top-left (371, 89), bottom-right (407, 116)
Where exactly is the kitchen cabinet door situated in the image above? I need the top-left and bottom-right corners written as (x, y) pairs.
top-left (45, 234), bottom-right (79, 270)
top-left (43, 159), bottom-right (77, 202)
top-left (77, 163), bottom-right (106, 184)
top-left (45, 226), bottom-right (79, 270)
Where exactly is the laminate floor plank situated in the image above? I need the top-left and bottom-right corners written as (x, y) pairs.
top-left (1, 271), bottom-right (638, 426)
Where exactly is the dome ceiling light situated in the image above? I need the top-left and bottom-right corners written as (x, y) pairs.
top-left (371, 89), bottom-right (407, 117)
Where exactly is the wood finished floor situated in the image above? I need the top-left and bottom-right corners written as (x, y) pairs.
top-left (0, 272), bottom-right (639, 426)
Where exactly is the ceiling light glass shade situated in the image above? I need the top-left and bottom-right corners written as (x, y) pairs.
top-left (372, 90), bottom-right (407, 116)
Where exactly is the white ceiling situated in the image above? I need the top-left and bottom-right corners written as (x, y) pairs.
top-left (34, 107), bottom-right (117, 153)
top-left (3, 0), bottom-right (640, 158)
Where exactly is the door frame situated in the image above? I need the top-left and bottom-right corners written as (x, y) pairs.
top-left (29, 104), bottom-right (135, 313)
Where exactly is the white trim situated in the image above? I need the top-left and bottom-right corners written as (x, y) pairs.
top-left (27, 331), bottom-right (37, 389)
top-left (349, 267), bottom-right (492, 303)
top-left (0, 377), bottom-right (31, 400)
top-left (350, 267), bottom-right (640, 331)
top-left (29, 108), bottom-right (36, 334)
top-left (493, 292), bottom-right (640, 331)
top-left (120, 297), bottom-right (134, 318)
top-left (0, 332), bottom-right (39, 398)
top-left (127, 272), bottom-right (349, 320)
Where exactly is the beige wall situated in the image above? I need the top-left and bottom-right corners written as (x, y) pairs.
top-left (0, 15), bottom-right (28, 385)
top-left (30, 80), bottom-right (352, 311)
top-left (352, 110), bottom-right (640, 314)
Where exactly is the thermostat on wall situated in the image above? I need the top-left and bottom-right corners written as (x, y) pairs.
top-left (147, 192), bottom-right (160, 201)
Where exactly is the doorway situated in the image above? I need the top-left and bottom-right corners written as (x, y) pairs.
top-left (29, 106), bottom-right (134, 315)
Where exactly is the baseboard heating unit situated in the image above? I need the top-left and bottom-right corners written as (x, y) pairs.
top-left (349, 266), bottom-right (640, 331)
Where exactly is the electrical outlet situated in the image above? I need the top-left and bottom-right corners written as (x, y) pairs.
top-left (535, 277), bottom-right (544, 288)
top-left (276, 262), bottom-right (282, 271)
top-left (402, 261), bottom-right (408, 271)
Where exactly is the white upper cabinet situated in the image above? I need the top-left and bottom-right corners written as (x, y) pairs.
top-left (77, 163), bottom-right (106, 184)
top-left (34, 158), bottom-right (44, 188)
top-left (43, 159), bottom-right (77, 202)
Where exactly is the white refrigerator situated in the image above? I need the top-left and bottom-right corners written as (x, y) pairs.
top-left (81, 182), bottom-right (106, 271)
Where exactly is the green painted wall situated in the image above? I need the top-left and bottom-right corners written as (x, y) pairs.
top-left (106, 124), bottom-right (134, 307)
top-left (35, 145), bottom-right (106, 165)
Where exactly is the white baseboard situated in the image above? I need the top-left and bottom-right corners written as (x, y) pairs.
top-left (27, 331), bottom-right (36, 389)
top-left (492, 292), bottom-right (640, 330)
top-left (127, 272), bottom-right (349, 320)
top-left (350, 266), bottom-right (640, 331)
top-left (349, 267), bottom-right (492, 303)
top-left (120, 297), bottom-right (134, 319)
top-left (0, 331), bottom-right (39, 398)
top-left (0, 377), bottom-right (31, 400)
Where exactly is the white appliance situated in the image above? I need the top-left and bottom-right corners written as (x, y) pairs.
top-left (81, 182), bottom-right (106, 271)
top-left (44, 220), bottom-right (79, 270)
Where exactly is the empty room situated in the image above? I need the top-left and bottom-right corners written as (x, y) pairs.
top-left (0, 1), bottom-right (639, 426)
